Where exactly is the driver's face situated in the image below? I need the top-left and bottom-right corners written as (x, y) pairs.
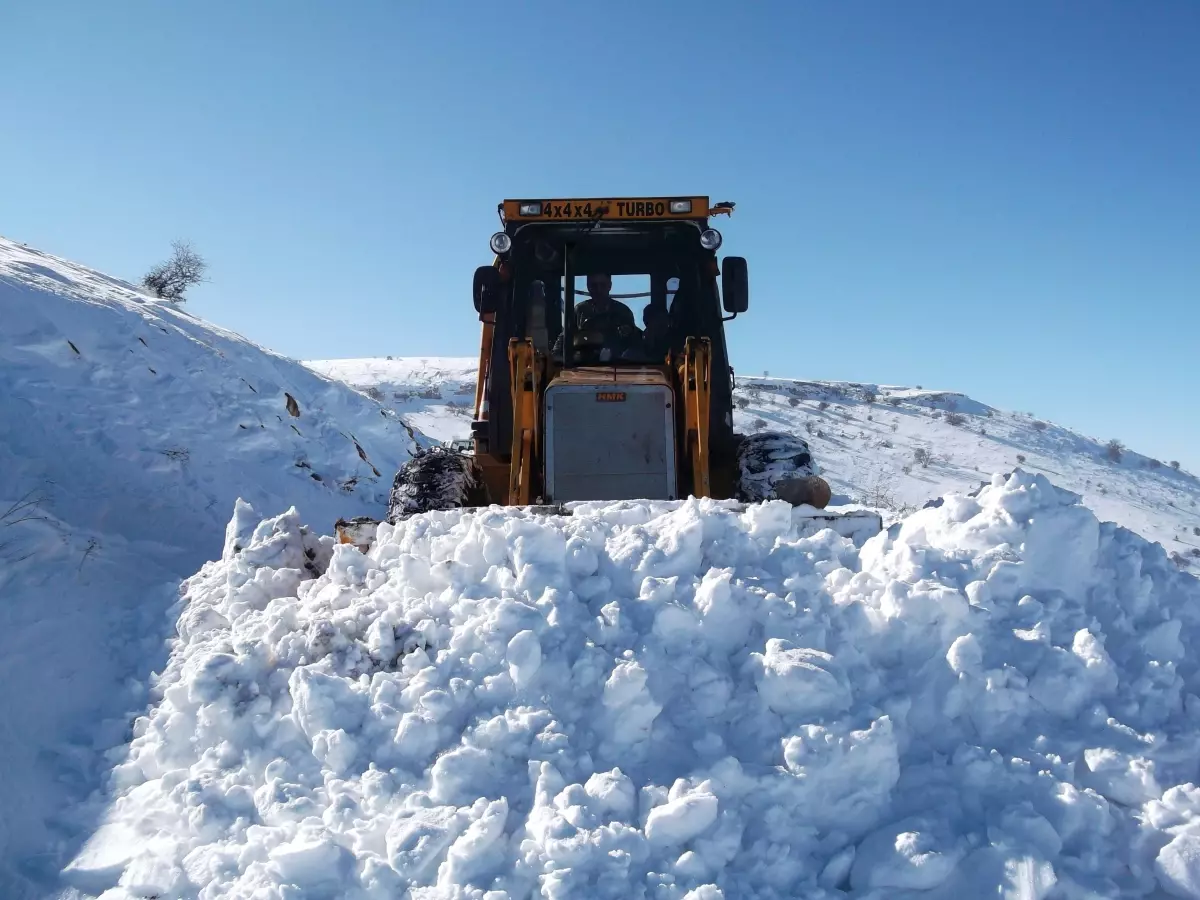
top-left (586, 274), bottom-right (612, 302)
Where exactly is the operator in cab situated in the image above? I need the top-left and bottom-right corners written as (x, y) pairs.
top-left (554, 273), bottom-right (643, 363)
top-left (575, 274), bottom-right (636, 339)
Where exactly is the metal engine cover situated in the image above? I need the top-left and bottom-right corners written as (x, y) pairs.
top-left (544, 380), bottom-right (676, 502)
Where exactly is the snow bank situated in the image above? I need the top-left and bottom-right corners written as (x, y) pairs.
top-left (0, 237), bottom-right (417, 894)
top-left (72, 472), bottom-right (1200, 898)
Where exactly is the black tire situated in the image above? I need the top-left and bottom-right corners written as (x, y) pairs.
top-left (386, 447), bottom-right (478, 523)
top-left (736, 431), bottom-right (827, 507)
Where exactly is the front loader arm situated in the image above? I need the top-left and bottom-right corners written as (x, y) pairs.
top-left (680, 337), bottom-right (712, 498)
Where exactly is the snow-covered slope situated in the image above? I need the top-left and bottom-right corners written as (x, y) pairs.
top-left (67, 473), bottom-right (1200, 898)
top-left (0, 237), bottom-right (415, 896)
top-left (308, 358), bottom-right (1200, 573)
top-left (305, 357), bottom-right (477, 448)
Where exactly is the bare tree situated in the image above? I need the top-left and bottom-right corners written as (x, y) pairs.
top-left (143, 240), bottom-right (208, 301)
top-left (1105, 439), bottom-right (1124, 463)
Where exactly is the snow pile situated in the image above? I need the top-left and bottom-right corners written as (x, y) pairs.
top-left (72, 471), bottom-right (1200, 899)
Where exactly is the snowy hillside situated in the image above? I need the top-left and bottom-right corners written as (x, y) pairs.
top-left (67, 473), bottom-right (1200, 898)
top-left (308, 358), bottom-right (1200, 573)
top-left (0, 237), bottom-right (415, 896)
top-left (729, 376), bottom-right (1200, 574)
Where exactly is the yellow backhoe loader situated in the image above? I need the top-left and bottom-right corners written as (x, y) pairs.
top-left (338, 197), bottom-right (881, 545)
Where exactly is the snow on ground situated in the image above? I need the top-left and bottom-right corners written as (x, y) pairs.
top-left (729, 377), bottom-right (1200, 574)
top-left (68, 472), bottom-right (1200, 898)
top-left (0, 237), bottom-right (416, 897)
top-left (308, 358), bottom-right (1200, 573)
top-left (305, 357), bottom-right (477, 447)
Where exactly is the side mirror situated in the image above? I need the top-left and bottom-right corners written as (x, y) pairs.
top-left (473, 265), bottom-right (501, 314)
top-left (721, 257), bottom-right (749, 314)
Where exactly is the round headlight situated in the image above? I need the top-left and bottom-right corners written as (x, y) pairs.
top-left (490, 232), bottom-right (513, 255)
top-left (700, 229), bottom-right (723, 250)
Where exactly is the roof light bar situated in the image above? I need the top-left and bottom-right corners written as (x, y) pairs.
top-left (518, 202), bottom-right (542, 216)
top-left (669, 199), bottom-right (692, 214)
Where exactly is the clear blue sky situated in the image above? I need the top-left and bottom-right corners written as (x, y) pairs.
top-left (3, 1), bottom-right (1198, 469)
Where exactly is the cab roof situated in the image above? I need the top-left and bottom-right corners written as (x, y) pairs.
top-left (500, 197), bottom-right (733, 227)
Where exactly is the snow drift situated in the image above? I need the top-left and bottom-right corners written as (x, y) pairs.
top-left (70, 471), bottom-right (1200, 898)
top-left (0, 236), bottom-right (417, 895)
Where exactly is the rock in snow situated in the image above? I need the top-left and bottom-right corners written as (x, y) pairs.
top-left (67, 471), bottom-right (1200, 898)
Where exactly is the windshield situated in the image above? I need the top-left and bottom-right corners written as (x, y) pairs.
top-left (551, 274), bottom-right (680, 364)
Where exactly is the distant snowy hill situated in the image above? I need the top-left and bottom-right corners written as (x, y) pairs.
top-left (305, 356), bottom-right (477, 449)
top-left (308, 358), bottom-right (1200, 572)
top-left (0, 237), bottom-right (415, 896)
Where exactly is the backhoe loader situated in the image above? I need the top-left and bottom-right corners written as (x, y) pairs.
top-left (337, 197), bottom-right (881, 545)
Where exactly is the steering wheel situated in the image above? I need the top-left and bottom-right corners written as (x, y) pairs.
top-left (572, 325), bottom-right (644, 362)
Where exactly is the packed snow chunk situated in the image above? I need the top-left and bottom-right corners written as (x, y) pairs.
top-left (781, 716), bottom-right (899, 831)
top-left (1083, 748), bottom-right (1162, 807)
top-left (851, 817), bottom-right (964, 890)
top-left (645, 789), bottom-right (720, 846)
top-left (70, 474), bottom-right (1200, 898)
top-left (506, 629), bottom-right (542, 688)
top-left (752, 639), bottom-right (851, 718)
top-left (1158, 833), bottom-right (1200, 899)
top-left (603, 658), bottom-right (663, 744)
top-left (268, 833), bottom-right (350, 887)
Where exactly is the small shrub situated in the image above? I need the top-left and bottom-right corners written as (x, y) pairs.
top-left (364, 385), bottom-right (384, 402)
top-left (931, 411), bottom-right (942, 420)
top-left (867, 414), bottom-right (873, 421)
top-left (1016, 454), bottom-right (1026, 464)
top-left (818, 401), bottom-right (830, 411)
top-left (1193, 526), bottom-right (1200, 537)
top-left (788, 396), bottom-right (800, 407)
top-left (1171, 460), bottom-right (1181, 470)
top-left (1170, 552), bottom-right (1188, 569)
top-left (862, 389), bottom-right (877, 404)
top-left (888, 397), bottom-right (902, 407)
top-left (1148, 458), bottom-right (1161, 469)
top-left (902, 464), bottom-right (912, 475)
top-left (945, 412), bottom-right (966, 426)
top-left (913, 448), bottom-right (933, 467)
top-left (736, 396), bottom-right (749, 409)
top-left (751, 418), bottom-right (767, 431)
top-left (1032, 421), bottom-right (1047, 431)
top-left (142, 240), bottom-right (208, 302)
top-left (1105, 439), bottom-right (1124, 463)
top-left (804, 421), bottom-right (815, 434)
